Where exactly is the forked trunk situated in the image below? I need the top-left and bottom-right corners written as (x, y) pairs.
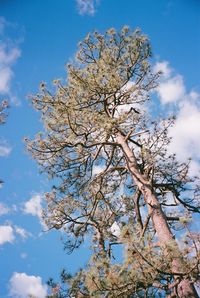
top-left (116, 132), bottom-right (198, 298)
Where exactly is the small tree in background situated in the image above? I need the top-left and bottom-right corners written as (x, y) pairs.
top-left (26, 27), bottom-right (199, 297)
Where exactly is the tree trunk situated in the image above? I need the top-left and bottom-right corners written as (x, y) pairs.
top-left (116, 132), bottom-right (198, 298)
top-left (177, 280), bottom-right (199, 298)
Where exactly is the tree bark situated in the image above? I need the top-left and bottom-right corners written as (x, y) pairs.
top-left (177, 280), bottom-right (199, 298)
top-left (116, 132), bottom-right (198, 298)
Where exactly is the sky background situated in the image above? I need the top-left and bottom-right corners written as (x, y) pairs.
top-left (0, 0), bottom-right (199, 297)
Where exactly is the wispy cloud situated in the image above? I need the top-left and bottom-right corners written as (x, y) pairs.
top-left (0, 139), bottom-right (12, 157)
top-left (0, 17), bottom-right (21, 105)
top-left (14, 226), bottom-right (31, 240)
top-left (20, 252), bottom-right (27, 259)
top-left (9, 272), bottom-right (47, 298)
top-left (0, 66), bottom-right (13, 94)
top-left (76, 0), bottom-right (100, 16)
top-left (0, 17), bottom-right (6, 35)
top-left (0, 202), bottom-right (10, 216)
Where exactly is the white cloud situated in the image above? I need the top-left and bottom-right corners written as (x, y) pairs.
top-left (155, 61), bottom-right (200, 177)
top-left (9, 272), bottom-right (47, 298)
top-left (0, 45), bottom-right (20, 65)
top-left (0, 223), bottom-right (30, 244)
top-left (0, 202), bottom-right (10, 215)
top-left (23, 194), bottom-right (46, 228)
top-left (0, 225), bottom-right (15, 245)
top-left (20, 252), bottom-right (27, 259)
top-left (76, 0), bottom-right (100, 15)
top-left (0, 46), bottom-right (21, 95)
top-left (23, 194), bottom-right (42, 217)
top-left (14, 226), bottom-right (30, 240)
top-left (110, 221), bottom-right (121, 238)
top-left (157, 75), bottom-right (185, 104)
top-left (0, 18), bottom-right (21, 104)
top-left (92, 165), bottom-right (105, 176)
top-left (188, 160), bottom-right (200, 178)
top-left (169, 97), bottom-right (200, 162)
top-left (115, 81), bottom-right (147, 116)
top-left (154, 61), bottom-right (172, 79)
top-left (0, 139), bottom-right (12, 157)
top-left (0, 66), bottom-right (13, 94)
top-left (154, 60), bottom-right (186, 104)
top-left (0, 144), bottom-right (11, 156)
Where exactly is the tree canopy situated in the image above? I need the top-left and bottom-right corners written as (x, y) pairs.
top-left (26, 27), bottom-right (200, 298)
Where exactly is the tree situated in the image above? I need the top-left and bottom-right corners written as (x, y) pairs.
top-left (26, 27), bottom-right (200, 297)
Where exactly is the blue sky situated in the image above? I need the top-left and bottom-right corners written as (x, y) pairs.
top-left (0, 0), bottom-right (199, 297)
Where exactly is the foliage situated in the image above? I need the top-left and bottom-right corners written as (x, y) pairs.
top-left (26, 27), bottom-right (200, 297)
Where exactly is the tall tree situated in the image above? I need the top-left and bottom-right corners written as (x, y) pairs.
top-left (26, 27), bottom-right (199, 297)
